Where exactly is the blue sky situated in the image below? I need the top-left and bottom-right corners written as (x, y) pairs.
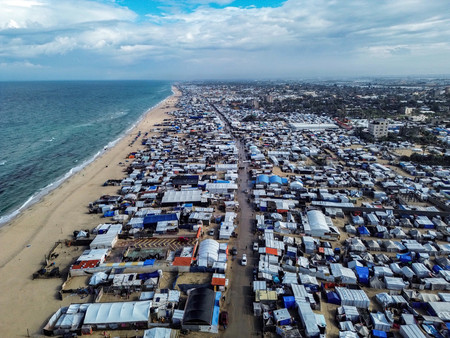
top-left (0, 0), bottom-right (449, 80)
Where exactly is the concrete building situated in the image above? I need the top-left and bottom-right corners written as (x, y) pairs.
top-left (368, 119), bottom-right (389, 139)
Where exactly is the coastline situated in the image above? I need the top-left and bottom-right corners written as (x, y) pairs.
top-left (0, 86), bottom-right (180, 336)
top-left (0, 85), bottom-right (175, 226)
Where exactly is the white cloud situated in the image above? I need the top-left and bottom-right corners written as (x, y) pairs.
top-left (0, 0), bottom-right (449, 79)
top-left (0, 0), bottom-right (136, 30)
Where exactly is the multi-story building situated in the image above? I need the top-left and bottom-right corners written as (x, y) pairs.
top-left (368, 118), bottom-right (389, 138)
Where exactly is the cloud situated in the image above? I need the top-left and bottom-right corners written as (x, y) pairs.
top-left (0, 0), bottom-right (449, 79)
top-left (0, 60), bottom-right (44, 68)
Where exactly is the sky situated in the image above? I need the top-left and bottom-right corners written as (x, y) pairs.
top-left (0, 0), bottom-right (449, 80)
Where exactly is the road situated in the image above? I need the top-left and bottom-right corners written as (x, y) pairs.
top-left (223, 138), bottom-right (261, 337)
top-left (207, 100), bottom-right (260, 336)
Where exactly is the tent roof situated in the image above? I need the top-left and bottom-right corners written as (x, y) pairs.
top-left (84, 301), bottom-right (151, 324)
top-left (183, 288), bottom-right (215, 325)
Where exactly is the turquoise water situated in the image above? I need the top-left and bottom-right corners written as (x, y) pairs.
top-left (0, 80), bottom-right (172, 224)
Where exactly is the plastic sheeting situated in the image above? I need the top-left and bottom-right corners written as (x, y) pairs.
top-left (84, 301), bottom-right (151, 324)
top-left (336, 287), bottom-right (370, 308)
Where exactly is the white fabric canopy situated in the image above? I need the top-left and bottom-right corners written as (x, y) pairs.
top-left (84, 301), bottom-right (151, 324)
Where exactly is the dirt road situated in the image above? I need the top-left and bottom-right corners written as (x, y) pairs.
top-left (208, 101), bottom-right (261, 336)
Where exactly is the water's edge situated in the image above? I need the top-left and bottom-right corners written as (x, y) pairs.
top-left (0, 89), bottom-right (174, 226)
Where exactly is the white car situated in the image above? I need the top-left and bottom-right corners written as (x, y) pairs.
top-left (241, 254), bottom-right (247, 266)
top-left (253, 242), bottom-right (259, 251)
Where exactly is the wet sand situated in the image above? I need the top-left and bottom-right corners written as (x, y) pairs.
top-left (0, 87), bottom-right (180, 336)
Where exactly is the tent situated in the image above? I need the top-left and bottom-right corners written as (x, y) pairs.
top-left (371, 312), bottom-right (391, 332)
top-left (327, 292), bottom-right (341, 305)
top-left (397, 253), bottom-right (412, 263)
top-left (283, 296), bottom-right (296, 309)
top-left (89, 272), bottom-right (108, 286)
top-left (182, 288), bottom-right (215, 327)
top-left (358, 226), bottom-right (370, 236)
top-left (143, 328), bottom-right (178, 338)
top-left (355, 266), bottom-right (369, 285)
top-left (84, 301), bottom-right (151, 326)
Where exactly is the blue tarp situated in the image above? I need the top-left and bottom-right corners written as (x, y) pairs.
top-left (397, 253), bottom-right (412, 263)
top-left (256, 175), bottom-right (269, 184)
top-left (283, 296), bottom-right (296, 309)
top-left (143, 213), bottom-right (178, 225)
top-left (372, 330), bottom-right (387, 338)
top-left (355, 266), bottom-right (369, 284)
top-left (327, 291), bottom-right (341, 305)
top-left (212, 291), bottom-right (221, 327)
top-left (269, 175), bottom-right (282, 185)
top-left (138, 271), bottom-right (159, 280)
top-left (103, 210), bottom-right (115, 217)
top-left (358, 226), bottom-right (370, 235)
top-left (432, 265), bottom-right (443, 273)
top-left (143, 259), bottom-right (155, 266)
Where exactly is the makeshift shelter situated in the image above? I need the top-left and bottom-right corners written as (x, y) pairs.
top-left (273, 308), bottom-right (291, 326)
top-left (335, 287), bottom-right (370, 308)
top-left (327, 291), bottom-right (341, 305)
top-left (305, 210), bottom-right (330, 237)
top-left (297, 302), bottom-right (320, 337)
top-left (371, 312), bottom-right (391, 332)
top-left (197, 239), bottom-right (220, 268)
top-left (355, 266), bottom-right (369, 285)
top-left (143, 327), bottom-right (178, 338)
top-left (399, 324), bottom-right (426, 338)
top-left (182, 288), bottom-right (216, 329)
top-left (83, 301), bottom-right (151, 328)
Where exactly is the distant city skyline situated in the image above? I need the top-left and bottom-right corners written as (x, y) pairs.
top-left (1, 0), bottom-right (450, 81)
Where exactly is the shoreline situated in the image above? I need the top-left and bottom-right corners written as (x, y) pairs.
top-left (0, 86), bottom-right (175, 226)
top-left (0, 86), bottom-right (181, 336)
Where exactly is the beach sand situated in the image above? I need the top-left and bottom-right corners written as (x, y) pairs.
top-left (0, 87), bottom-right (180, 337)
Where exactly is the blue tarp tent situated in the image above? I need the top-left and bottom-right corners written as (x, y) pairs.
top-left (355, 266), bottom-right (370, 285)
top-left (327, 291), bottom-right (341, 305)
top-left (256, 175), bottom-right (269, 184)
top-left (432, 265), bottom-right (443, 273)
top-left (269, 175), bottom-right (282, 185)
top-left (358, 226), bottom-right (370, 236)
top-left (103, 210), bottom-right (115, 217)
top-left (138, 270), bottom-right (159, 280)
top-left (397, 253), bottom-right (412, 263)
top-left (372, 330), bottom-right (387, 338)
top-left (283, 296), bottom-right (296, 309)
top-left (143, 213), bottom-right (178, 227)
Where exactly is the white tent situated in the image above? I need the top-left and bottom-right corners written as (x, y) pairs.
top-left (197, 239), bottom-right (220, 267)
top-left (143, 328), bottom-right (177, 338)
top-left (89, 272), bottom-right (108, 286)
top-left (84, 301), bottom-right (151, 325)
top-left (305, 210), bottom-right (330, 237)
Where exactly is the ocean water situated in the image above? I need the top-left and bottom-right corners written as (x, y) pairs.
top-left (0, 80), bottom-right (172, 224)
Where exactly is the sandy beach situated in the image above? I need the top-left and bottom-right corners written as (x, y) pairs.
top-left (0, 87), bottom-right (180, 337)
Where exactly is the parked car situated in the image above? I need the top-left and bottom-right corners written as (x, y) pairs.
top-left (241, 254), bottom-right (247, 266)
top-left (231, 247), bottom-right (237, 256)
top-left (253, 242), bottom-right (259, 251)
top-left (208, 228), bottom-right (215, 236)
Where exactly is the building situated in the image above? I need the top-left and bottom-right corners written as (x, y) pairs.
top-left (368, 119), bottom-right (389, 139)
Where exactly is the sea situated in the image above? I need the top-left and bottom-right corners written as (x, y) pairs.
top-left (0, 80), bottom-right (173, 225)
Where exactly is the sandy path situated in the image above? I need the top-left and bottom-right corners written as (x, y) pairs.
top-left (0, 87), bottom-right (180, 337)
